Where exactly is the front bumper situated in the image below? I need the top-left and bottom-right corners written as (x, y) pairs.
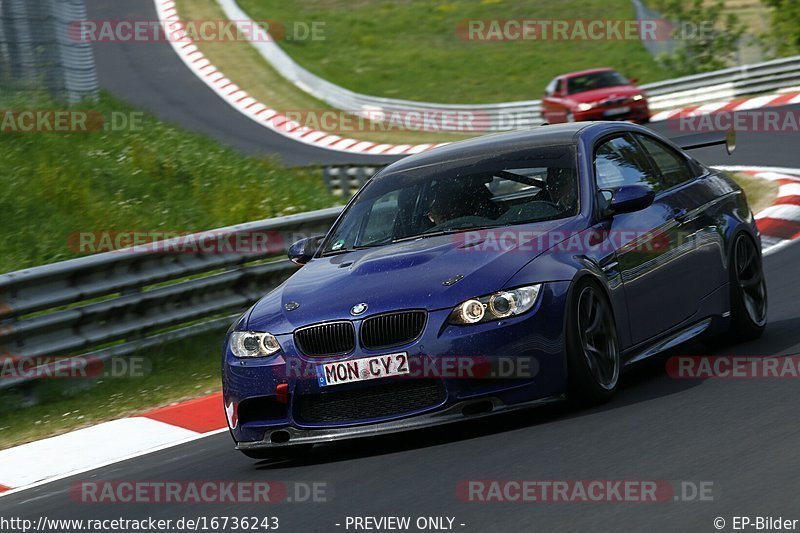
top-left (223, 281), bottom-right (571, 447)
top-left (236, 394), bottom-right (564, 450)
top-left (575, 102), bottom-right (650, 123)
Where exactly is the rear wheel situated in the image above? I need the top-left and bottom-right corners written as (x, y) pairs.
top-left (566, 280), bottom-right (620, 405)
top-left (728, 234), bottom-right (767, 340)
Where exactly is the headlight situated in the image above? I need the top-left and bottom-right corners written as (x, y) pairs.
top-left (632, 94), bottom-right (644, 101)
top-left (577, 103), bottom-right (593, 111)
top-left (449, 285), bottom-right (542, 325)
top-left (229, 331), bottom-right (281, 358)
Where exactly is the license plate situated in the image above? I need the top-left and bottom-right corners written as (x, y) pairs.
top-left (604, 106), bottom-right (630, 116)
top-left (316, 353), bottom-right (410, 387)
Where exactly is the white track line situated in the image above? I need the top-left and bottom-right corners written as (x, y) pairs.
top-left (712, 166), bottom-right (800, 179)
top-left (153, 0), bottom-right (430, 156)
top-left (0, 418), bottom-right (197, 489)
top-left (778, 183), bottom-right (800, 197)
top-left (154, 0), bottom-right (800, 155)
top-left (0, 427), bottom-right (228, 499)
top-left (755, 204), bottom-right (800, 221)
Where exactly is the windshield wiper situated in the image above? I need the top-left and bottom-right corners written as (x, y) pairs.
top-left (322, 224), bottom-right (513, 254)
top-left (391, 224), bottom-right (510, 244)
top-left (320, 243), bottom-right (386, 257)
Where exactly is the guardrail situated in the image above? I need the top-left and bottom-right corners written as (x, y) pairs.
top-left (216, 0), bottom-right (800, 131)
top-left (322, 166), bottom-right (380, 198)
top-left (0, 207), bottom-right (343, 389)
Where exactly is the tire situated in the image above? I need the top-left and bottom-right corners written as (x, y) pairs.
top-left (565, 279), bottom-right (621, 405)
top-left (728, 233), bottom-right (767, 341)
top-left (240, 444), bottom-right (313, 461)
top-left (565, 111), bottom-right (576, 123)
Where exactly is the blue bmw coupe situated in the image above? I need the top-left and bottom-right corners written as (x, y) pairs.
top-left (222, 122), bottom-right (766, 459)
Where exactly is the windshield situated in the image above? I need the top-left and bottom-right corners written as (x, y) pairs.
top-left (567, 71), bottom-right (628, 94)
top-left (321, 145), bottom-right (578, 255)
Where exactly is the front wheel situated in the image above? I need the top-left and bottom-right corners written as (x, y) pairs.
top-left (566, 280), bottom-right (621, 405)
top-left (728, 234), bottom-right (767, 340)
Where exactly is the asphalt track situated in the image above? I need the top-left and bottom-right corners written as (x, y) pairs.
top-left (4, 1), bottom-right (800, 531)
top-left (3, 239), bottom-right (800, 531)
top-left (83, 0), bottom-right (399, 166)
top-left (86, 0), bottom-right (800, 168)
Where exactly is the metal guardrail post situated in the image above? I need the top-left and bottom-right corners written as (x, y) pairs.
top-left (0, 0), bottom-right (98, 102)
top-left (49, 0), bottom-right (99, 102)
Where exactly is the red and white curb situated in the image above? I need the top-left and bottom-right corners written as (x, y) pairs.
top-left (155, 0), bottom-right (445, 156)
top-left (154, 1), bottom-right (800, 156)
top-left (713, 166), bottom-right (800, 255)
top-left (650, 91), bottom-right (800, 122)
top-left (0, 394), bottom-right (227, 497)
top-left (0, 169), bottom-right (798, 496)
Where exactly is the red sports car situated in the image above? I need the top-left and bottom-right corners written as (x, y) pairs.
top-left (541, 68), bottom-right (650, 124)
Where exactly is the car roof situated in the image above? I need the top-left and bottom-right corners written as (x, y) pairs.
top-left (376, 123), bottom-right (593, 177)
top-left (560, 68), bottom-right (616, 79)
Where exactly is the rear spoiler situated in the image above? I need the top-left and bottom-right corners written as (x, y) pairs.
top-left (672, 129), bottom-right (736, 154)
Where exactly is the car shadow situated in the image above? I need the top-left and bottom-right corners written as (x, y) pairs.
top-left (254, 318), bottom-right (800, 470)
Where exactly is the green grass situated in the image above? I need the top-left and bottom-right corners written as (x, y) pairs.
top-left (0, 327), bottom-right (225, 450)
top-left (0, 91), bottom-right (341, 449)
top-left (238, 0), bottom-right (670, 104)
top-left (733, 171), bottom-right (779, 214)
top-left (0, 93), bottom-right (339, 273)
top-left (175, 0), bottom-right (472, 145)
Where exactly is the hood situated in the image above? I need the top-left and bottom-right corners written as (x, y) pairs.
top-left (247, 217), bottom-right (582, 333)
top-left (567, 85), bottom-right (642, 104)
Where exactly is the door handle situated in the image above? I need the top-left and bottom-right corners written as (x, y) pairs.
top-left (672, 208), bottom-right (689, 223)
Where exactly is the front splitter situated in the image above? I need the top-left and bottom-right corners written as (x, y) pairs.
top-left (236, 394), bottom-right (565, 450)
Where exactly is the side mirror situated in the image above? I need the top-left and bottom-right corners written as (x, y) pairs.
top-left (288, 236), bottom-right (324, 265)
top-left (603, 185), bottom-right (655, 216)
top-left (628, 77), bottom-right (639, 84)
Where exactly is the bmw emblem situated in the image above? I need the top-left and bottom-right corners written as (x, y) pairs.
top-left (350, 303), bottom-right (368, 316)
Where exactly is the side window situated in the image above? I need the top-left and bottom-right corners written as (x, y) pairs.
top-left (594, 135), bottom-right (663, 192)
top-left (555, 79), bottom-right (564, 95)
top-left (635, 134), bottom-right (694, 188)
top-left (359, 190), bottom-right (400, 246)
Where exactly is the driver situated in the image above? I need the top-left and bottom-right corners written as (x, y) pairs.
top-left (427, 193), bottom-right (459, 226)
top-left (426, 176), bottom-right (501, 226)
